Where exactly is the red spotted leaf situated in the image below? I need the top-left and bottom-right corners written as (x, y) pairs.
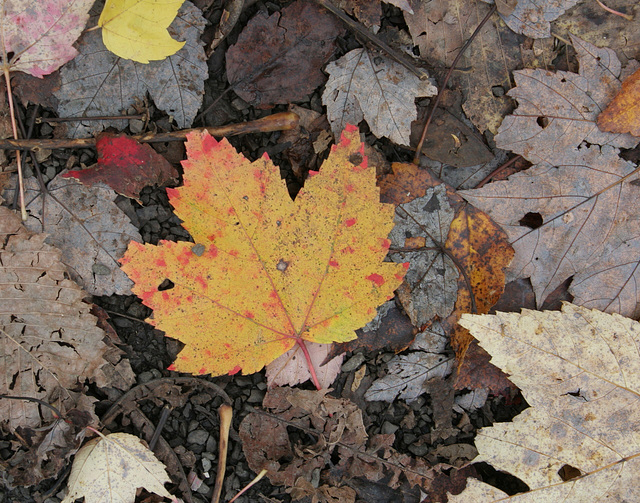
top-left (120, 126), bottom-right (406, 378)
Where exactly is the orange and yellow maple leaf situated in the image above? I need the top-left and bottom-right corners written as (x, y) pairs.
top-left (120, 126), bottom-right (407, 377)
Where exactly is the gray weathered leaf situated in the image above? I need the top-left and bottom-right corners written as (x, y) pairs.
top-left (323, 48), bottom-right (436, 146)
top-left (495, 0), bottom-right (582, 39)
top-left (5, 175), bottom-right (142, 296)
top-left (54, 1), bottom-right (207, 138)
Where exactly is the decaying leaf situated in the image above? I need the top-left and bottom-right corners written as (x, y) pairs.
top-left (380, 163), bottom-right (513, 359)
top-left (323, 48), bottom-right (437, 146)
top-left (0, 206), bottom-right (134, 485)
top-left (495, 0), bottom-right (582, 39)
top-left (62, 432), bottom-right (172, 503)
top-left (240, 387), bottom-right (436, 493)
top-left (226, 0), bottom-right (343, 108)
top-left (4, 174), bottom-right (142, 296)
top-left (0, 0), bottom-right (93, 77)
top-left (452, 304), bottom-right (640, 501)
top-left (54, 1), bottom-right (207, 138)
top-left (460, 36), bottom-right (640, 316)
top-left (404, 0), bottom-right (555, 133)
top-left (597, 66), bottom-right (640, 136)
top-left (553, 0), bottom-right (639, 66)
top-left (99, 0), bottom-right (185, 63)
top-left (266, 342), bottom-right (344, 389)
top-left (63, 133), bottom-right (179, 202)
top-left (120, 126), bottom-right (407, 377)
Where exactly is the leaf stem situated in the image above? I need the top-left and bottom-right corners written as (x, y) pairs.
top-left (297, 339), bottom-right (322, 390)
top-left (3, 67), bottom-right (27, 220)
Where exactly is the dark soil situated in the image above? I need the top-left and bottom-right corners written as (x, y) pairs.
top-left (0, 1), bottom-right (531, 502)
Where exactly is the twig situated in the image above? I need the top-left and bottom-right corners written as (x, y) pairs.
top-left (316, 0), bottom-right (429, 80)
top-left (3, 67), bottom-right (26, 219)
top-left (211, 404), bottom-right (233, 503)
top-left (0, 394), bottom-right (62, 418)
top-left (313, 0), bottom-right (430, 80)
top-left (0, 112), bottom-right (299, 151)
top-left (228, 469), bottom-right (268, 503)
top-left (413, 4), bottom-right (497, 164)
top-left (595, 0), bottom-right (633, 20)
top-left (149, 405), bottom-right (173, 450)
top-left (36, 114), bottom-right (147, 124)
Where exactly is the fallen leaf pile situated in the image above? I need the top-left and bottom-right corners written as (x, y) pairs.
top-left (460, 36), bottom-right (640, 317)
top-left (121, 126), bottom-right (407, 378)
top-left (0, 206), bottom-right (134, 485)
top-left (240, 386), bottom-right (437, 500)
top-left (452, 304), bottom-right (640, 501)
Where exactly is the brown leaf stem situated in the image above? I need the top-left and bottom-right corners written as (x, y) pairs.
top-left (413, 4), bottom-right (497, 164)
top-left (211, 404), bottom-right (233, 503)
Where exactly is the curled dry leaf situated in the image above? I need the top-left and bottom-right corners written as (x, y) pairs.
top-left (494, 0), bottom-right (582, 39)
top-left (99, 0), bottom-right (186, 63)
top-left (120, 126), bottom-right (406, 378)
top-left (226, 0), bottom-right (343, 108)
top-left (62, 432), bottom-right (172, 503)
top-left (4, 174), bottom-right (142, 296)
top-left (323, 48), bottom-right (437, 146)
top-left (460, 36), bottom-right (640, 316)
top-left (54, 1), bottom-right (207, 138)
top-left (0, 0), bottom-right (93, 77)
top-left (453, 304), bottom-right (640, 501)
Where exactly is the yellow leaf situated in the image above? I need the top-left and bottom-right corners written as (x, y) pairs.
top-left (120, 125), bottom-right (407, 377)
top-left (99, 0), bottom-right (186, 63)
top-left (62, 432), bottom-right (172, 503)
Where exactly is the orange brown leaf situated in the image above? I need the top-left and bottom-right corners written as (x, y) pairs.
top-left (597, 67), bottom-right (640, 137)
top-left (120, 126), bottom-right (406, 377)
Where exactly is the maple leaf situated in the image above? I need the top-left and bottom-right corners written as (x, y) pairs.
top-left (99, 0), bottom-right (186, 63)
top-left (0, 0), bottom-right (93, 78)
top-left (460, 36), bottom-right (640, 316)
top-left (323, 48), bottom-right (437, 146)
top-left (120, 126), bottom-right (407, 378)
top-left (453, 304), bottom-right (640, 502)
top-left (62, 432), bottom-right (172, 503)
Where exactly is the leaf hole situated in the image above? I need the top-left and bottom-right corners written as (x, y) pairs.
top-left (536, 116), bottom-right (549, 129)
top-left (519, 212), bottom-right (543, 229)
top-left (491, 85), bottom-right (505, 97)
top-left (558, 464), bottom-right (582, 481)
top-left (158, 279), bottom-right (175, 291)
top-left (349, 153), bottom-right (363, 166)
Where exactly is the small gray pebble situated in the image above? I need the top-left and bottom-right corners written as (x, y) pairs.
top-left (45, 165), bottom-right (57, 181)
top-left (138, 371), bottom-right (154, 384)
top-left (202, 458), bottom-right (212, 472)
top-left (408, 443), bottom-right (429, 457)
top-left (381, 421), bottom-right (399, 435)
top-left (247, 389), bottom-right (264, 404)
top-left (187, 429), bottom-right (209, 445)
top-left (129, 119), bottom-right (145, 134)
top-left (40, 123), bottom-right (53, 136)
top-left (342, 353), bottom-right (366, 372)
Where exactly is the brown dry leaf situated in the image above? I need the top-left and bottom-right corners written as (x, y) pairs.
top-left (62, 432), bottom-right (172, 503)
top-left (266, 342), bottom-right (344, 389)
top-left (288, 478), bottom-right (357, 503)
top-left (226, 0), bottom-right (343, 108)
top-left (452, 304), bottom-right (640, 501)
top-left (405, 0), bottom-right (555, 133)
top-left (322, 48), bottom-right (437, 146)
top-left (4, 174), bottom-right (142, 296)
top-left (240, 387), bottom-right (436, 494)
top-left (0, 206), bottom-right (134, 485)
top-left (597, 67), bottom-right (640, 136)
top-left (460, 36), bottom-right (640, 317)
